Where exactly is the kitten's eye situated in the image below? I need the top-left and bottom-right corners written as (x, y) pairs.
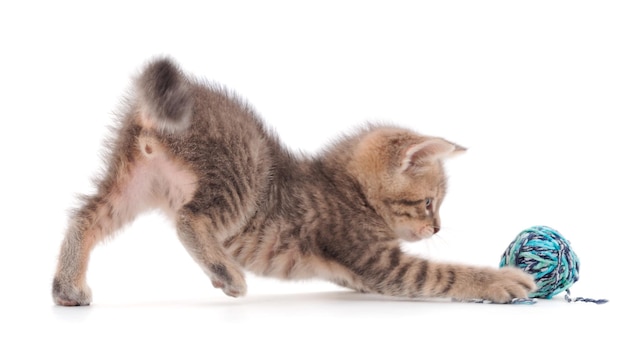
top-left (425, 198), bottom-right (432, 208)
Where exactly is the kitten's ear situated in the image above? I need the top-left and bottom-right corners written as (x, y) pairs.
top-left (400, 138), bottom-right (466, 172)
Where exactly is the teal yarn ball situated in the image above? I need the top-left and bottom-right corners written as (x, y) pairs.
top-left (500, 225), bottom-right (579, 299)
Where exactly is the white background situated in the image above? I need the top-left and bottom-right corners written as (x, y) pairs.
top-left (1, 1), bottom-right (624, 345)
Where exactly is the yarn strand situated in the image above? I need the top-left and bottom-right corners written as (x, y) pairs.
top-left (564, 289), bottom-right (608, 304)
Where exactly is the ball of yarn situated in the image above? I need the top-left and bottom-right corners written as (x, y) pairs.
top-left (499, 225), bottom-right (579, 299)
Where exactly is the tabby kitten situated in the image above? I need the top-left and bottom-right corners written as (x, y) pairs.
top-left (52, 57), bottom-right (536, 306)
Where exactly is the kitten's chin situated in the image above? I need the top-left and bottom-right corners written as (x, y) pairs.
top-left (397, 226), bottom-right (435, 242)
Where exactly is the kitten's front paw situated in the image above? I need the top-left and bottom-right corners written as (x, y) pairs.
top-left (480, 266), bottom-right (536, 303)
top-left (52, 277), bottom-right (92, 306)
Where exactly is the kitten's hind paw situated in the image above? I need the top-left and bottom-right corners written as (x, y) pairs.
top-left (223, 282), bottom-right (247, 298)
top-left (208, 264), bottom-right (247, 298)
top-left (52, 277), bottom-right (92, 306)
top-left (212, 278), bottom-right (247, 297)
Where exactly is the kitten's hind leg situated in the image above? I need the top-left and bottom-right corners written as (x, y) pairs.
top-left (176, 208), bottom-right (247, 297)
top-left (52, 158), bottom-right (152, 306)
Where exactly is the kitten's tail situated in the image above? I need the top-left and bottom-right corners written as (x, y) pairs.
top-left (135, 57), bottom-right (193, 133)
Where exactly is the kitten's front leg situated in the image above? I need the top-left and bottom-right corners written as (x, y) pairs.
top-left (431, 263), bottom-right (537, 303)
top-left (393, 257), bottom-right (535, 303)
top-left (326, 242), bottom-right (536, 303)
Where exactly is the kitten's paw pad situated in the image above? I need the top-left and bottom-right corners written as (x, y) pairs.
top-left (211, 279), bottom-right (225, 289)
top-left (222, 282), bottom-right (247, 298)
top-left (218, 275), bottom-right (247, 298)
top-left (482, 267), bottom-right (537, 303)
top-left (208, 264), bottom-right (247, 298)
top-left (52, 278), bottom-right (92, 306)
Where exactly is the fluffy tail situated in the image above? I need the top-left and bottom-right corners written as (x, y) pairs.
top-left (136, 57), bottom-right (193, 133)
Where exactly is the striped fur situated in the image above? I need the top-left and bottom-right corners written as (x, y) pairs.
top-left (52, 58), bottom-right (536, 306)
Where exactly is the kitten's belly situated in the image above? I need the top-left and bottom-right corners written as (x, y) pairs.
top-left (224, 227), bottom-right (365, 289)
top-left (130, 157), bottom-right (199, 220)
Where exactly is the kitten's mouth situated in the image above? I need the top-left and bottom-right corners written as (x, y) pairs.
top-left (413, 226), bottom-right (437, 240)
top-left (399, 226), bottom-right (437, 242)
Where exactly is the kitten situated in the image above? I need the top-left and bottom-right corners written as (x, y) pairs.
top-left (52, 57), bottom-right (536, 306)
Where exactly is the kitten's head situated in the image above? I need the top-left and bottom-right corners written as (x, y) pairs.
top-left (348, 127), bottom-right (465, 242)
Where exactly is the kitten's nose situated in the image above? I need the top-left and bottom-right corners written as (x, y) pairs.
top-left (433, 227), bottom-right (440, 234)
